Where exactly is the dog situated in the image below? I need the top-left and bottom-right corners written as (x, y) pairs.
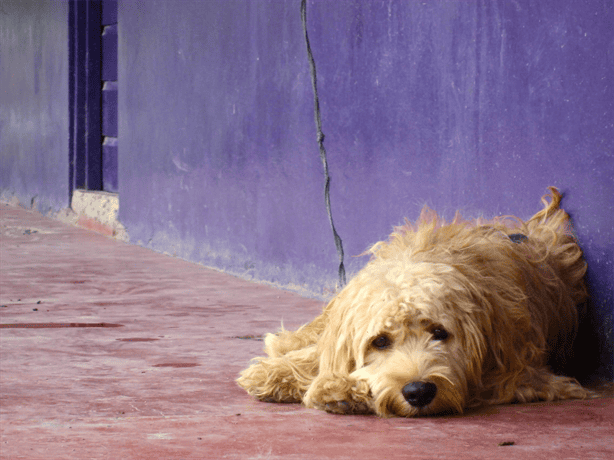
top-left (237, 187), bottom-right (592, 416)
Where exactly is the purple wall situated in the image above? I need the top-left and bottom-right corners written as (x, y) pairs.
top-left (0, 0), bottom-right (70, 212)
top-left (0, 1), bottom-right (610, 381)
top-left (119, 0), bottom-right (613, 380)
top-left (119, 0), bottom-right (338, 290)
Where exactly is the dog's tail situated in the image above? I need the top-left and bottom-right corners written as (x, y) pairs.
top-left (528, 186), bottom-right (564, 225)
top-left (524, 186), bottom-right (579, 243)
top-left (525, 186), bottom-right (588, 305)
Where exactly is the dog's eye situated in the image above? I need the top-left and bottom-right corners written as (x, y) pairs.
top-left (371, 335), bottom-right (392, 350)
top-left (431, 327), bottom-right (449, 341)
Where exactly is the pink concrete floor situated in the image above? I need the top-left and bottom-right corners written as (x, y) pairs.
top-left (1, 203), bottom-right (612, 460)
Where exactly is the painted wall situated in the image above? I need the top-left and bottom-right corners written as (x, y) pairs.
top-left (0, 1), bottom-right (610, 381)
top-left (119, 0), bottom-right (613, 380)
top-left (0, 0), bottom-right (70, 213)
top-left (119, 0), bottom-right (340, 292)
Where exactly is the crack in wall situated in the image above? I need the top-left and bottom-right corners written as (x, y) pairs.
top-left (300, 0), bottom-right (347, 288)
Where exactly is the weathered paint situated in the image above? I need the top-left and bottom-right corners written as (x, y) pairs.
top-left (0, 0), bottom-right (611, 380)
top-left (119, 0), bottom-right (339, 293)
top-left (0, 0), bottom-right (70, 212)
top-left (119, 1), bottom-right (612, 378)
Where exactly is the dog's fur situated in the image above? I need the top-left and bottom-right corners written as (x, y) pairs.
top-left (237, 187), bottom-right (592, 416)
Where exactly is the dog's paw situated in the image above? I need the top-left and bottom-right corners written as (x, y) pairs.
top-left (509, 371), bottom-right (593, 404)
top-left (236, 358), bottom-right (305, 403)
top-left (305, 374), bottom-right (373, 415)
top-left (324, 400), bottom-right (372, 415)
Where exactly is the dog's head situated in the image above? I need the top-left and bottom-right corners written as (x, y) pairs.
top-left (316, 257), bottom-right (490, 417)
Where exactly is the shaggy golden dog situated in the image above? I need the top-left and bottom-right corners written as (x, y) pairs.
top-left (237, 187), bottom-right (591, 416)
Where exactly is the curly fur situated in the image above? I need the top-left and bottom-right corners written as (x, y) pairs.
top-left (237, 187), bottom-right (592, 416)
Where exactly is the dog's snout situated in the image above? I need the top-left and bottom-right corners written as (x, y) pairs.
top-left (402, 381), bottom-right (437, 407)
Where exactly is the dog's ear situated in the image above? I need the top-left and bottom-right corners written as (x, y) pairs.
top-left (302, 292), bottom-right (374, 412)
top-left (315, 295), bottom-right (360, 376)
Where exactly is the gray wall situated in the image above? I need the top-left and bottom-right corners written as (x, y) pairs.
top-left (0, 0), bottom-right (70, 212)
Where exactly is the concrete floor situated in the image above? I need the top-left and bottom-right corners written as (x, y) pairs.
top-left (1, 203), bottom-right (613, 460)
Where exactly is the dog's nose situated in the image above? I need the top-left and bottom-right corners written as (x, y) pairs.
top-left (402, 381), bottom-right (437, 407)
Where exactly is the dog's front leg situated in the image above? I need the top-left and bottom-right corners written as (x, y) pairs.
top-left (512, 368), bottom-right (594, 403)
top-left (304, 373), bottom-right (373, 415)
top-left (237, 346), bottom-right (318, 403)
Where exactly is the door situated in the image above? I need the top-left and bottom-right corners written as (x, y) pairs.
top-left (69, 0), bottom-right (118, 195)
